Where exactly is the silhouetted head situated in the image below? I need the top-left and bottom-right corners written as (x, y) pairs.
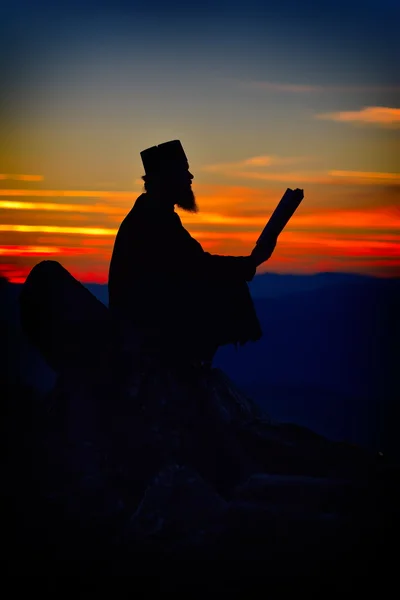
top-left (140, 140), bottom-right (198, 213)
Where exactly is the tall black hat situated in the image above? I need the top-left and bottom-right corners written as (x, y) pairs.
top-left (140, 140), bottom-right (189, 175)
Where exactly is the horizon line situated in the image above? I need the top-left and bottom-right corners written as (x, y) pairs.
top-left (2, 270), bottom-right (399, 286)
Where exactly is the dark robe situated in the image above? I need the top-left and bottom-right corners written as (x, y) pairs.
top-left (108, 193), bottom-right (262, 360)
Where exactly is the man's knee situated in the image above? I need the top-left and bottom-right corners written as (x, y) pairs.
top-left (26, 260), bottom-right (64, 282)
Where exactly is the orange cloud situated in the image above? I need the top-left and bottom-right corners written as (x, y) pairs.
top-left (0, 174), bottom-right (44, 181)
top-left (201, 155), bottom-right (312, 173)
top-left (197, 169), bottom-right (400, 186)
top-left (181, 212), bottom-right (264, 227)
top-left (290, 208), bottom-right (400, 229)
top-left (0, 224), bottom-right (117, 236)
top-left (0, 245), bottom-right (60, 256)
top-left (0, 245), bottom-right (98, 257)
top-left (0, 200), bottom-right (126, 214)
top-left (243, 156), bottom-right (274, 167)
top-left (0, 189), bottom-right (138, 199)
top-left (328, 171), bottom-right (400, 184)
top-left (189, 184), bottom-right (276, 217)
top-left (279, 232), bottom-right (400, 254)
top-left (192, 228), bottom-right (400, 255)
top-left (184, 207), bottom-right (400, 237)
top-left (191, 231), bottom-right (255, 242)
top-left (316, 106), bottom-right (400, 128)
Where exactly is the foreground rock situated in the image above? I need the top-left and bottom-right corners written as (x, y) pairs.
top-left (6, 358), bottom-right (397, 575)
top-left (4, 260), bottom-right (398, 575)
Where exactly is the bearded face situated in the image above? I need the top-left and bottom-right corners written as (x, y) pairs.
top-left (175, 181), bottom-right (198, 213)
top-left (171, 168), bottom-right (197, 213)
top-left (144, 169), bottom-right (199, 213)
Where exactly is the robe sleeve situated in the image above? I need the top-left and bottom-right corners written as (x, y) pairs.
top-left (151, 212), bottom-right (257, 282)
top-left (194, 252), bottom-right (257, 281)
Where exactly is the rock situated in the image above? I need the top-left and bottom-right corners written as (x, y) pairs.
top-left (213, 498), bottom-right (352, 570)
top-left (121, 463), bottom-right (226, 555)
top-left (100, 362), bottom-right (259, 503)
top-left (7, 261), bottom-right (398, 573)
top-left (232, 473), bottom-right (365, 516)
top-left (236, 418), bottom-right (380, 479)
top-left (198, 367), bottom-right (263, 424)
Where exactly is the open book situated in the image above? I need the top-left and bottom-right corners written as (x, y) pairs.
top-left (256, 188), bottom-right (304, 246)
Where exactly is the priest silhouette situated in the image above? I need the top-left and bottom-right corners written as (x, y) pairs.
top-left (108, 140), bottom-right (277, 366)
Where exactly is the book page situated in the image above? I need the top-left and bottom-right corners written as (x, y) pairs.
top-left (256, 188), bottom-right (304, 246)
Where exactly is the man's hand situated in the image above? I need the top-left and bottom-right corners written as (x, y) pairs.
top-left (250, 236), bottom-right (277, 267)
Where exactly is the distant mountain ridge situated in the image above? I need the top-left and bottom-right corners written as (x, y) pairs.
top-left (83, 271), bottom-right (399, 304)
top-left (248, 271), bottom-right (398, 298)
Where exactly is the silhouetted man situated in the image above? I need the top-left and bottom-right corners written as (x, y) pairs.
top-left (108, 140), bottom-right (277, 366)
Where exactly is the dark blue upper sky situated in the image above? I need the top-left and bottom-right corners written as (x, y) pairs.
top-left (2, 0), bottom-right (398, 87)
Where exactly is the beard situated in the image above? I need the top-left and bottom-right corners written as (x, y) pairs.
top-left (176, 185), bottom-right (199, 213)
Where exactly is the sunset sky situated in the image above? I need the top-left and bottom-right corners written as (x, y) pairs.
top-left (1, 0), bottom-right (399, 283)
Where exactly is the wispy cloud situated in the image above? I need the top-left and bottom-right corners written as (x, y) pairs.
top-left (0, 189), bottom-right (139, 200)
top-left (211, 170), bottom-right (328, 183)
top-left (238, 80), bottom-right (400, 94)
top-left (0, 200), bottom-right (126, 214)
top-left (0, 245), bottom-right (97, 257)
top-left (199, 167), bottom-right (400, 186)
top-left (181, 206), bottom-right (400, 245)
top-left (201, 155), bottom-right (311, 173)
top-left (0, 224), bottom-right (117, 236)
top-left (0, 174), bottom-right (44, 181)
top-left (286, 208), bottom-right (400, 230)
top-left (201, 154), bottom-right (400, 186)
top-left (191, 182), bottom-right (398, 217)
top-left (279, 232), bottom-right (400, 256)
top-left (181, 212), bottom-right (264, 228)
top-left (249, 82), bottom-right (326, 93)
top-left (329, 170), bottom-right (400, 183)
top-left (316, 106), bottom-right (400, 128)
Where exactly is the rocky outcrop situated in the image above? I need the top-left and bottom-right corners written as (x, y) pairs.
top-left (4, 260), bottom-right (398, 575)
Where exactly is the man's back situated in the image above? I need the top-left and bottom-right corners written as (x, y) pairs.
top-left (109, 193), bottom-right (204, 352)
top-left (109, 193), bottom-right (163, 316)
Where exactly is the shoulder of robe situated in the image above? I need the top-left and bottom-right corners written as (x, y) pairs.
top-left (174, 214), bottom-right (204, 251)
